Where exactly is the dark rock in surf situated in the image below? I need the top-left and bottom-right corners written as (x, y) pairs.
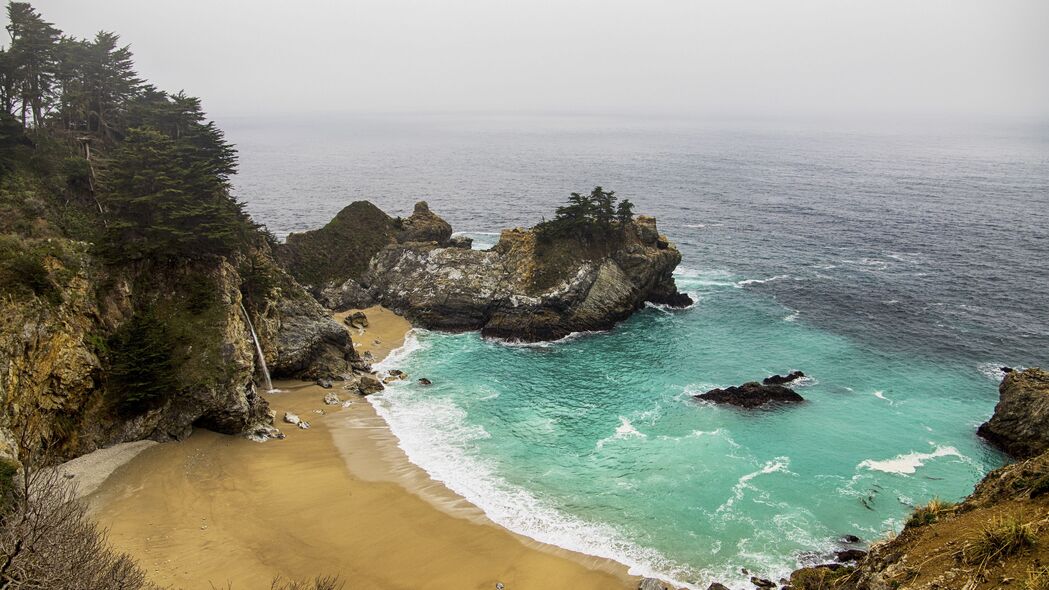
top-left (418, 378), bottom-right (432, 385)
top-left (696, 382), bottom-right (804, 409)
top-left (763, 371), bottom-right (805, 385)
top-left (840, 534), bottom-right (862, 544)
top-left (750, 577), bottom-right (776, 588)
top-left (316, 378), bottom-right (333, 389)
top-left (706, 584), bottom-right (730, 590)
top-left (835, 548), bottom-right (867, 563)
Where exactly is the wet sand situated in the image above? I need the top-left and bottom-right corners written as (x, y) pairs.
top-left (86, 306), bottom-right (636, 590)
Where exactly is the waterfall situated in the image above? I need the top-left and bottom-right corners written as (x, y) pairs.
top-left (238, 300), bottom-right (274, 392)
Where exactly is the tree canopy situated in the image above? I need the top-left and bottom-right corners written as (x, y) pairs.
top-left (1, 1), bottom-right (255, 262)
top-left (536, 186), bottom-right (635, 242)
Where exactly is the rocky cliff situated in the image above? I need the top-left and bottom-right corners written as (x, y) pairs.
top-left (297, 201), bottom-right (691, 341)
top-left (978, 368), bottom-right (1049, 459)
top-left (364, 213), bottom-right (690, 340)
top-left (0, 243), bottom-right (356, 461)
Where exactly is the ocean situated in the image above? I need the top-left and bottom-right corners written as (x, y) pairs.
top-left (223, 113), bottom-right (1049, 588)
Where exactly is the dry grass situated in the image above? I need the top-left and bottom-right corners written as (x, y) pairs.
top-left (906, 497), bottom-right (957, 528)
top-left (1022, 566), bottom-right (1049, 590)
top-left (269, 577), bottom-right (344, 590)
top-left (962, 515), bottom-right (1036, 565)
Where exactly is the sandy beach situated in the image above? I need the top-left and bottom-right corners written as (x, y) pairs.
top-left (84, 306), bottom-right (636, 590)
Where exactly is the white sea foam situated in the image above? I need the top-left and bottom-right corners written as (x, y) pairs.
top-left (872, 390), bottom-right (890, 402)
top-left (783, 309), bottom-right (800, 322)
top-left (674, 267), bottom-right (737, 288)
top-left (977, 362), bottom-right (1024, 382)
top-left (370, 338), bottom-right (700, 589)
top-left (596, 417), bottom-right (647, 449)
top-left (857, 445), bottom-right (963, 475)
top-left (485, 330), bottom-right (600, 349)
top-left (734, 275), bottom-right (791, 288)
top-left (717, 457), bottom-right (792, 513)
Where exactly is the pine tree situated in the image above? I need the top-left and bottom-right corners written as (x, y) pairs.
top-left (5, 2), bottom-right (60, 126)
top-left (100, 126), bottom-right (250, 262)
top-left (81, 31), bottom-right (141, 139)
top-left (616, 198), bottom-right (635, 223)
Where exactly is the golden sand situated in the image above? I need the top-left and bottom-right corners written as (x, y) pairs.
top-left (86, 307), bottom-right (636, 590)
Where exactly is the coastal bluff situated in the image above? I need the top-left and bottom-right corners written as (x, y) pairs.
top-left (282, 200), bottom-right (692, 341)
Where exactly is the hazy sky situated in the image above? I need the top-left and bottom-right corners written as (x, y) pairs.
top-left (29, 1), bottom-right (1049, 119)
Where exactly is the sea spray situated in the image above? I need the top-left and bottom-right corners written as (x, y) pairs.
top-left (238, 299), bottom-right (274, 392)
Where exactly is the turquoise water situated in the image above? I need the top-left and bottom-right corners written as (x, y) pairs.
top-left (370, 266), bottom-right (1006, 588)
top-left (225, 114), bottom-right (1047, 588)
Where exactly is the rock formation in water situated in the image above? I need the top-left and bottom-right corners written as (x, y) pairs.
top-left (695, 382), bottom-right (804, 408)
top-left (977, 367), bottom-right (1049, 459)
top-left (287, 199), bottom-right (692, 341)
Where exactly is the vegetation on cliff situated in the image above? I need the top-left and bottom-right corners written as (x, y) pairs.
top-left (0, 1), bottom-right (356, 460)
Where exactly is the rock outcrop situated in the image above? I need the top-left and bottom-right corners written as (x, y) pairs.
top-left (397, 201), bottom-right (452, 244)
top-left (357, 209), bottom-right (691, 341)
top-left (0, 244), bottom-right (358, 462)
top-left (695, 382), bottom-right (804, 408)
top-left (275, 200), bottom-right (401, 293)
top-left (278, 200), bottom-right (458, 311)
top-left (977, 368), bottom-right (1049, 459)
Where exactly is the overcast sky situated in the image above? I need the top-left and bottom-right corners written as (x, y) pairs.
top-left (28, 0), bottom-right (1049, 119)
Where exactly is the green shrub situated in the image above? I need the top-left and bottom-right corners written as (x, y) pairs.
top-left (107, 312), bottom-right (179, 415)
top-left (0, 456), bottom-right (20, 512)
top-left (906, 497), bottom-right (956, 528)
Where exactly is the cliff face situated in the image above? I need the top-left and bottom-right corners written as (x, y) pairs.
top-left (0, 244), bottom-right (356, 461)
top-left (978, 368), bottom-right (1049, 459)
top-left (362, 212), bottom-right (691, 341)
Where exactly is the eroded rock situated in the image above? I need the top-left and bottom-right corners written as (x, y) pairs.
top-left (978, 368), bottom-right (1049, 458)
top-left (695, 382), bottom-right (804, 409)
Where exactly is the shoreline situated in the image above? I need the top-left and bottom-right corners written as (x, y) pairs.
top-left (83, 305), bottom-right (637, 589)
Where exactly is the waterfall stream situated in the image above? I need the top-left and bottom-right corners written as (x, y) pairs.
top-left (238, 300), bottom-right (274, 392)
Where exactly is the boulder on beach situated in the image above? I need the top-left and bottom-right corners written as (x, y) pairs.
top-left (638, 578), bottom-right (670, 590)
top-left (695, 382), bottom-right (804, 409)
top-left (283, 412), bottom-right (301, 426)
top-left (978, 368), bottom-right (1049, 458)
top-left (323, 392), bottom-right (341, 405)
top-left (358, 373), bottom-right (384, 395)
top-left (346, 311), bottom-right (369, 329)
top-left (316, 378), bottom-right (333, 389)
top-left (835, 548), bottom-right (867, 563)
top-left (762, 370), bottom-right (805, 385)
